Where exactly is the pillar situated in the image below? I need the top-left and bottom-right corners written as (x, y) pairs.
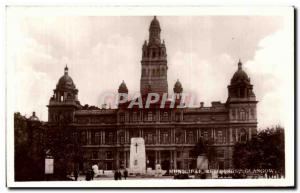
top-left (158, 151), bottom-right (161, 164)
top-left (116, 151), bottom-right (119, 169)
top-left (174, 150), bottom-right (177, 169)
top-left (249, 127), bottom-right (252, 140)
top-left (229, 127), bottom-right (232, 143)
top-left (158, 128), bottom-right (160, 144)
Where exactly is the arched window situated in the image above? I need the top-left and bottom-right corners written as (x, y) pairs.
top-left (162, 111), bottom-right (169, 121)
top-left (187, 131), bottom-right (194, 143)
top-left (240, 108), bottom-right (246, 120)
top-left (203, 131), bottom-right (209, 141)
top-left (217, 130), bottom-right (224, 144)
top-left (119, 131), bottom-right (125, 144)
top-left (175, 131), bottom-right (184, 144)
top-left (240, 129), bottom-right (247, 142)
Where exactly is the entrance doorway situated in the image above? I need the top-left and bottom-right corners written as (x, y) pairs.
top-left (161, 151), bottom-right (171, 170)
top-left (146, 151), bottom-right (155, 169)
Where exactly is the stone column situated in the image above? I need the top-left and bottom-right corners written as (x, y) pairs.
top-left (229, 127), bottom-right (232, 143)
top-left (123, 151), bottom-right (126, 169)
top-left (158, 151), bottom-right (161, 164)
top-left (116, 151), bottom-right (119, 169)
top-left (172, 128), bottom-right (175, 144)
top-left (103, 130), bottom-right (106, 144)
top-left (174, 150), bottom-right (177, 169)
top-left (249, 128), bottom-right (252, 140)
top-left (158, 128), bottom-right (160, 144)
top-left (158, 110), bottom-right (160, 122)
top-left (116, 130), bottom-right (119, 144)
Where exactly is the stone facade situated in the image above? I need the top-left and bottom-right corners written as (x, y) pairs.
top-left (46, 17), bottom-right (258, 172)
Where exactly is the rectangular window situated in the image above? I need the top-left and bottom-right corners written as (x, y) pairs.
top-left (106, 151), bottom-right (112, 159)
top-left (95, 132), bottom-right (101, 144)
top-left (119, 113), bottom-right (125, 123)
top-left (80, 131), bottom-right (86, 145)
top-left (132, 112), bottom-right (138, 122)
top-left (92, 151), bottom-right (98, 159)
top-left (203, 131), bottom-right (209, 141)
top-left (217, 130), bottom-right (223, 144)
top-left (119, 132), bottom-right (125, 144)
top-left (160, 132), bottom-right (170, 144)
top-left (217, 149), bottom-right (225, 158)
top-left (187, 131), bottom-right (195, 144)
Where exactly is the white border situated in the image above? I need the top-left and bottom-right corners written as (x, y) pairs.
top-left (6, 6), bottom-right (295, 188)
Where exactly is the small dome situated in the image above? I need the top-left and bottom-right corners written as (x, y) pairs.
top-left (230, 60), bottom-right (250, 85)
top-left (173, 79), bottom-right (183, 93)
top-left (149, 16), bottom-right (161, 30)
top-left (29, 112), bottom-right (39, 121)
top-left (57, 65), bottom-right (76, 89)
top-left (118, 80), bottom-right (128, 93)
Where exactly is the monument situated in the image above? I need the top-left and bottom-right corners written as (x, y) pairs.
top-left (197, 154), bottom-right (209, 170)
top-left (129, 138), bottom-right (146, 174)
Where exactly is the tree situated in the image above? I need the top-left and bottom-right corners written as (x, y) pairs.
top-left (14, 112), bottom-right (45, 181)
top-left (233, 126), bottom-right (285, 173)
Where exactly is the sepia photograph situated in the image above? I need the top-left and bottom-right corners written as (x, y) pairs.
top-left (6, 6), bottom-right (294, 188)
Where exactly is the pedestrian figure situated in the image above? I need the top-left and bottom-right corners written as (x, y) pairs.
top-left (123, 169), bottom-right (128, 180)
top-left (117, 170), bottom-right (122, 180)
top-left (114, 170), bottom-right (118, 180)
top-left (74, 169), bottom-right (78, 181)
top-left (90, 169), bottom-right (94, 180)
top-left (85, 171), bottom-right (91, 181)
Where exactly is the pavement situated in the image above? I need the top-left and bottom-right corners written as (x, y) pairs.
top-left (71, 175), bottom-right (173, 181)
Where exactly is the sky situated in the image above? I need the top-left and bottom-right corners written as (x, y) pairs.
top-left (7, 9), bottom-right (294, 129)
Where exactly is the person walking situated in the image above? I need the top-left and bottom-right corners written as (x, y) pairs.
top-left (117, 170), bottom-right (122, 180)
top-left (74, 169), bottom-right (78, 181)
top-left (114, 170), bottom-right (118, 180)
top-left (123, 169), bottom-right (128, 180)
top-left (90, 169), bottom-right (94, 180)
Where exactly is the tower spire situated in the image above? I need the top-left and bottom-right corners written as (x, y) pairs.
top-left (238, 59), bottom-right (242, 70)
top-left (64, 64), bottom-right (69, 75)
top-left (149, 16), bottom-right (161, 44)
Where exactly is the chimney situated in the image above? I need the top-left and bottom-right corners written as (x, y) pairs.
top-left (200, 102), bottom-right (204, 108)
top-left (33, 112), bottom-right (36, 116)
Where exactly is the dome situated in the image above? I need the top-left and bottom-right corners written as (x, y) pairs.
top-left (118, 80), bottom-right (128, 93)
top-left (57, 66), bottom-right (76, 89)
top-left (29, 112), bottom-right (39, 121)
top-left (149, 16), bottom-right (161, 30)
top-left (230, 60), bottom-right (250, 85)
top-left (173, 79), bottom-right (183, 93)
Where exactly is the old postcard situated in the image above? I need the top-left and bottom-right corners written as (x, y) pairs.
top-left (6, 6), bottom-right (294, 188)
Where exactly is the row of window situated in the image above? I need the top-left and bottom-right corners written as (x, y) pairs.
top-left (89, 149), bottom-right (225, 160)
top-left (119, 112), bottom-right (181, 122)
top-left (142, 67), bottom-right (166, 77)
top-left (231, 108), bottom-right (255, 120)
top-left (78, 129), bottom-right (247, 145)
